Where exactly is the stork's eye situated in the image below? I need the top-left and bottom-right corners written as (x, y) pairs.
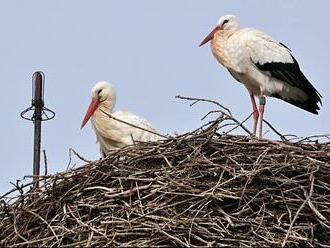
top-left (222, 19), bottom-right (229, 26)
top-left (97, 89), bottom-right (102, 95)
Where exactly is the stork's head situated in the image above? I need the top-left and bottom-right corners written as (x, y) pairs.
top-left (80, 81), bottom-right (117, 129)
top-left (199, 15), bottom-right (239, 46)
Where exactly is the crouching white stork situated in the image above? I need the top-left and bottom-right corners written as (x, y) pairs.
top-left (199, 15), bottom-right (322, 138)
top-left (81, 81), bottom-right (161, 157)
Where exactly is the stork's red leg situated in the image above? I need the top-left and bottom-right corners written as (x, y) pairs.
top-left (249, 93), bottom-right (259, 135)
top-left (258, 97), bottom-right (266, 138)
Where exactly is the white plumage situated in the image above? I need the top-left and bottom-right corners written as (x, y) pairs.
top-left (200, 15), bottom-right (321, 138)
top-left (81, 81), bottom-right (161, 157)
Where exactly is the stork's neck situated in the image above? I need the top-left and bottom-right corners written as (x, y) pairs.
top-left (214, 28), bottom-right (236, 43)
top-left (92, 100), bottom-right (115, 121)
top-left (211, 30), bottom-right (237, 68)
top-left (99, 99), bottom-right (115, 113)
top-left (91, 99), bottom-right (115, 137)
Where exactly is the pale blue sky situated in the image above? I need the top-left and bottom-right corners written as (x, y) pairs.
top-left (1, 1), bottom-right (329, 194)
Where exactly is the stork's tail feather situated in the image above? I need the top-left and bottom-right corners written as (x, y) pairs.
top-left (271, 92), bottom-right (322, 114)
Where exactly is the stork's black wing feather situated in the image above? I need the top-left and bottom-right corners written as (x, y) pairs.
top-left (254, 53), bottom-right (322, 114)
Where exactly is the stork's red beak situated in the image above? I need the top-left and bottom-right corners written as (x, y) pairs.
top-left (199, 26), bottom-right (220, 47)
top-left (80, 98), bottom-right (99, 129)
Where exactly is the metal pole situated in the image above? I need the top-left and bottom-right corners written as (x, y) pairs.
top-left (32, 72), bottom-right (44, 190)
top-left (21, 71), bottom-right (54, 191)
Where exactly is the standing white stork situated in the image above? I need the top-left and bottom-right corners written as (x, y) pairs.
top-left (81, 81), bottom-right (161, 157)
top-left (199, 15), bottom-right (322, 138)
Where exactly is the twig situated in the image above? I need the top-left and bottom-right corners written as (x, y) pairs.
top-left (176, 95), bottom-right (252, 135)
top-left (66, 148), bottom-right (92, 171)
top-left (43, 149), bottom-right (48, 176)
top-left (175, 95), bottom-right (232, 116)
top-left (100, 109), bottom-right (168, 139)
top-left (263, 119), bottom-right (288, 141)
top-left (281, 175), bottom-right (314, 247)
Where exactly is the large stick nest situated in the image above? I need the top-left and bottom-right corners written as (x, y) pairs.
top-left (1, 97), bottom-right (330, 247)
